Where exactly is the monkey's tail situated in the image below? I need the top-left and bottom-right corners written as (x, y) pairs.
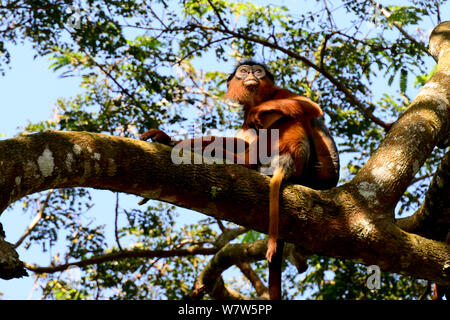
top-left (268, 239), bottom-right (284, 300)
top-left (267, 167), bottom-right (285, 300)
top-left (267, 167), bottom-right (284, 262)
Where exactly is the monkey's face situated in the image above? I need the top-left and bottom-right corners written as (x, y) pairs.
top-left (234, 64), bottom-right (267, 89)
top-left (225, 63), bottom-right (276, 108)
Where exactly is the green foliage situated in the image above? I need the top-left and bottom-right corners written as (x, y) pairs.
top-left (386, 6), bottom-right (424, 26)
top-left (240, 230), bottom-right (262, 243)
top-left (414, 65), bottom-right (437, 88)
top-left (1, 0), bottom-right (444, 300)
top-left (292, 256), bottom-right (429, 300)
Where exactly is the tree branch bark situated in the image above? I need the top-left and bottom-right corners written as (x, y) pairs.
top-left (396, 151), bottom-right (450, 241)
top-left (0, 223), bottom-right (28, 279)
top-left (0, 127), bottom-right (448, 284)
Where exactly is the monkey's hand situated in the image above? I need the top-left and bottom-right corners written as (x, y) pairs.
top-left (140, 129), bottom-right (172, 146)
top-left (248, 108), bottom-right (284, 130)
top-left (246, 108), bottom-right (263, 129)
top-left (247, 107), bottom-right (280, 129)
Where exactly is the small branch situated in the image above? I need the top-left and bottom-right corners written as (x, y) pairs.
top-left (114, 192), bottom-right (123, 251)
top-left (198, 240), bottom-right (267, 300)
top-left (147, 4), bottom-right (169, 29)
top-left (369, 0), bottom-right (431, 56)
top-left (14, 189), bottom-right (54, 249)
top-left (436, 2), bottom-right (441, 24)
top-left (207, 0), bottom-right (228, 29)
top-left (237, 262), bottom-right (269, 298)
top-left (214, 226), bottom-right (248, 249)
top-left (215, 219), bottom-right (226, 232)
top-left (176, 35), bottom-right (234, 66)
top-left (24, 247), bottom-right (217, 274)
top-left (419, 281), bottom-right (431, 300)
top-left (319, 34), bottom-right (331, 70)
top-left (322, 0), bottom-right (337, 30)
top-left (67, 46), bottom-right (153, 122)
top-left (410, 173), bottom-right (433, 185)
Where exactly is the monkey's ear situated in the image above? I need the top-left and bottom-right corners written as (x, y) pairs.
top-left (296, 97), bottom-right (323, 118)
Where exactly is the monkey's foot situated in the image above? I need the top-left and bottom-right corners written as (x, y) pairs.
top-left (140, 129), bottom-right (172, 145)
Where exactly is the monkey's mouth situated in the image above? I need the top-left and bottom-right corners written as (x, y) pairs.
top-left (244, 79), bottom-right (259, 87)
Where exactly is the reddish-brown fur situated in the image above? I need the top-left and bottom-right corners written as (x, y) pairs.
top-left (238, 86), bottom-right (324, 262)
top-left (140, 62), bottom-right (339, 300)
top-left (226, 76), bottom-right (275, 109)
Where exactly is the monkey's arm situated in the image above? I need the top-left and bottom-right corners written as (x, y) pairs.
top-left (267, 89), bottom-right (323, 117)
top-left (246, 89), bottom-right (323, 129)
top-left (308, 117), bottom-right (340, 189)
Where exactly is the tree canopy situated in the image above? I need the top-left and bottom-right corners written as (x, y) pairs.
top-left (0, 0), bottom-right (449, 300)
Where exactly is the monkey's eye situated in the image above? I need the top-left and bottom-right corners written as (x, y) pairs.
top-left (236, 65), bottom-right (250, 74)
top-left (252, 67), bottom-right (266, 78)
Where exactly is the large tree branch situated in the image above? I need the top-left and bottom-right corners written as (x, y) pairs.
top-left (351, 21), bottom-right (450, 214)
top-left (0, 128), bottom-right (448, 285)
top-left (396, 151), bottom-right (450, 241)
top-left (0, 23), bottom-right (449, 291)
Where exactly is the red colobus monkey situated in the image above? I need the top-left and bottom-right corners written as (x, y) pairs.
top-left (140, 61), bottom-right (340, 300)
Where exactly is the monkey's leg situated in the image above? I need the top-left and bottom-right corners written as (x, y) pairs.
top-left (140, 129), bottom-right (173, 145)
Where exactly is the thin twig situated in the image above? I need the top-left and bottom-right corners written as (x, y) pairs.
top-left (14, 190), bottom-right (54, 249)
top-left (114, 192), bottom-right (123, 251)
top-left (369, 0), bottom-right (431, 56)
top-left (207, 0), bottom-right (228, 29)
